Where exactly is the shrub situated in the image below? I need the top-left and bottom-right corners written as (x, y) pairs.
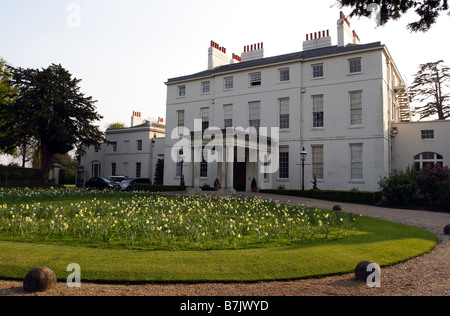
top-left (378, 167), bottom-right (418, 205)
top-left (415, 165), bottom-right (450, 205)
top-left (437, 181), bottom-right (450, 210)
top-left (259, 189), bottom-right (382, 205)
top-left (140, 184), bottom-right (186, 192)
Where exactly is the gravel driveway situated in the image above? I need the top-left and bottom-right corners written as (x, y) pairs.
top-left (1, 193), bottom-right (449, 296)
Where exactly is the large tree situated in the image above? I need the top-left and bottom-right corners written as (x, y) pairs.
top-left (409, 60), bottom-right (450, 120)
top-left (337, 0), bottom-right (449, 32)
top-left (0, 64), bottom-right (105, 183)
top-left (0, 58), bottom-right (18, 155)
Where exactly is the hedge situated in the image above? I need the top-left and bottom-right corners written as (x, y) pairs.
top-left (140, 184), bottom-right (186, 192)
top-left (259, 189), bottom-right (382, 205)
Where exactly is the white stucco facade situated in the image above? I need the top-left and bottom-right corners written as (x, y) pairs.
top-left (163, 13), bottom-right (413, 192)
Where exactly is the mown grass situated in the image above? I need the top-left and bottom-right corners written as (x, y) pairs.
top-left (0, 189), bottom-right (437, 283)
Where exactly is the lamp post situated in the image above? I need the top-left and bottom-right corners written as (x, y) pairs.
top-left (300, 147), bottom-right (307, 191)
top-left (179, 151), bottom-right (185, 187)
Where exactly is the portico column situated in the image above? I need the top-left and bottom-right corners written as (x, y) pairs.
top-left (193, 146), bottom-right (201, 189)
top-left (217, 146), bottom-right (224, 187)
top-left (226, 144), bottom-right (234, 190)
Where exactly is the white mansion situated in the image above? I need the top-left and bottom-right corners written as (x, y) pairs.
top-left (80, 112), bottom-right (165, 182)
top-left (162, 12), bottom-right (449, 193)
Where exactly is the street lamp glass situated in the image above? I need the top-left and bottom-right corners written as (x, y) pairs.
top-left (300, 148), bottom-right (307, 162)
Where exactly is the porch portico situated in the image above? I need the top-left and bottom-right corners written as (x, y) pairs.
top-left (184, 128), bottom-right (275, 194)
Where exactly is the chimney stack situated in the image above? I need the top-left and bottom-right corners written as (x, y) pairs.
top-left (208, 40), bottom-right (229, 70)
top-left (241, 42), bottom-right (265, 62)
top-left (131, 111), bottom-right (143, 127)
top-left (230, 53), bottom-right (242, 64)
top-left (302, 29), bottom-right (333, 51)
top-left (338, 11), bottom-right (360, 46)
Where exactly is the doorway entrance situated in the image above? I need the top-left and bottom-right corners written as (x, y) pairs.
top-left (233, 158), bottom-right (247, 192)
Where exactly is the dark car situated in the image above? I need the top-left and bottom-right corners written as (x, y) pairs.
top-left (120, 178), bottom-right (152, 191)
top-left (85, 177), bottom-right (120, 190)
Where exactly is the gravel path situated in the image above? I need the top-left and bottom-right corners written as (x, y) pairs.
top-left (1, 193), bottom-right (449, 296)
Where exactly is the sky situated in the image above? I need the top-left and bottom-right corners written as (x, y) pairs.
top-left (1, 0), bottom-right (449, 130)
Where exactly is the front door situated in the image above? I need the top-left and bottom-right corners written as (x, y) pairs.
top-left (233, 159), bottom-right (247, 192)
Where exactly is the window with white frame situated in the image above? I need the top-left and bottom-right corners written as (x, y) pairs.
top-left (421, 130), bottom-right (435, 140)
top-left (350, 91), bottom-right (363, 126)
top-left (224, 77), bottom-right (233, 90)
top-left (279, 98), bottom-right (290, 129)
top-left (279, 68), bottom-right (290, 82)
top-left (279, 147), bottom-right (289, 179)
top-left (349, 58), bottom-right (362, 74)
top-left (201, 81), bottom-right (210, 94)
top-left (137, 140), bottom-right (143, 151)
top-left (200, 151), bottom-right (208, 178)
top-left (136, 162), bottom-right (142, 178)
top-left (414, 152), bottom-right (443, 170)
top-left (111, 142), bottom-right (118, 152)
top-left (312, 64), bottom-right (324, 78)
top-left (178, 85), bottom-right (186, 97)
top-left (201, 107), bottom-right (210, 132)
top-left (177, 110), bottom-right (185, 127)
top-left (313, 95), bottom-right (324, 128)
top-left (223, 104), bottom-right (233, 128)
top-left (176, 161), bottom-right (183, 178)
top-left (350, 144), bottom-right (363, 180)
top-left (250, 73), bottom-right (261, 86)
top-left (92, 162), bottom-right (101, 178)
top-left (123, 162), bottom-right (128, 177)
top-left (249, 101), bottom-right (261, 130)
top-left (111, 163), bottom-right (116, 176)
top-left (177, 110), bottom-right (185, 136)
top-left (312, 145), bottom-right (324, 180)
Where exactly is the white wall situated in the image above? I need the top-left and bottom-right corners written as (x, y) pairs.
top-left (80, 125), bottom-right (165, 182)
top-left (392, 120), bottom-right (450, 171)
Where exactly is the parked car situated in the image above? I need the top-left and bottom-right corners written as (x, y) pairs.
top-left (85, 177), bottom-right (120, 190)
top-left (108, 176), bottom-right (127, 183)
top-left (120, 178), bottom-right (152, 191)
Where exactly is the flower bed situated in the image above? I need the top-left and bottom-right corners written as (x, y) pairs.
top-left (0, 192), bottom-right (359, 250)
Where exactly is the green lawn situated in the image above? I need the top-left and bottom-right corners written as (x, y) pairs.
top-left (0, 189), bottom-right (437, 283)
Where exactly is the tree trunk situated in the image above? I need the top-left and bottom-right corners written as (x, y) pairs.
top-left (39, 143), bottom-right (54, 185)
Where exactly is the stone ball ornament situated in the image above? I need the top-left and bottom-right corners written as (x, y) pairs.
top-left (444, 225), bottom-right (450, 235)
top-left (355, 261), bottom-right (381, 287)
top-left (23, 267), bottom-right (57, 293)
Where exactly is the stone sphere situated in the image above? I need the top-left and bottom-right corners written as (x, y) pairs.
top-left (355, 261), bottom-right (379, 282)
top-left (333, 205), bottom-right (342, 211)
top-left (444, 225), bottom-right (450, 235)
top-left (23, 267), bottom-right (57, 293)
